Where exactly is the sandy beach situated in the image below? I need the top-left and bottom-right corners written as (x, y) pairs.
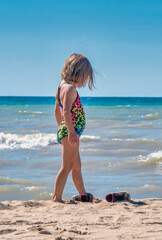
top-left (0, 197), bottom-right (162, 240)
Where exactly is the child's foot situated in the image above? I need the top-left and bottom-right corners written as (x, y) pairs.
top-left (52, 196), bottom-right (64, 203)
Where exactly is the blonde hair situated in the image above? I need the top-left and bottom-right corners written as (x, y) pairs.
top-left (61, 54), bottom-right (95, 90)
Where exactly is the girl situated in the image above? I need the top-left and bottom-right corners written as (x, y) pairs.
top-left (52, 53), bottom-right (94, 203)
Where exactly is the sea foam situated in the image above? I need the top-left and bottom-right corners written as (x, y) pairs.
top-left (115, 150), bottom-right (162, 170)
top-left (0, 132), bottom-right (57, 150)
top-left (80, 135), bottom-right (101, 141)
top-left (0, 132), bottom-right (101, 150)
top-left (141, 112), bottom-right (160, 120)
top-left (111, 138), bottom-right (158, 143)
top-left (137, 150), bottom-right (162, 165)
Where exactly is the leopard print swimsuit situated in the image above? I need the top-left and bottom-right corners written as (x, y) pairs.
top-left (57, 82), bottom-right (86, 144)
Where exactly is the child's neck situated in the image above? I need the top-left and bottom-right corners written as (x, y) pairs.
top-left (62, 80), bottom-right (78, 88)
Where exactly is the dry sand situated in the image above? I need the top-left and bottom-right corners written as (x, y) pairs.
top-left (0, 198), bottom-right (162, 240)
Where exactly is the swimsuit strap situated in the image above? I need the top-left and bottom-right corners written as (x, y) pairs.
top-left (58, 82), bottom-right (71, 107)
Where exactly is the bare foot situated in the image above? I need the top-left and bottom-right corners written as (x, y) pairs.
top-left (52, 196), bottom-right (64, 203)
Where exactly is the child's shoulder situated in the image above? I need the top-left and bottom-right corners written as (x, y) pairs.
top-left (60, 82), bottom-right (76, 95)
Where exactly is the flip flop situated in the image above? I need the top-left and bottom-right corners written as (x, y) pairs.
top-left (105, 191), bottom-right (131, 202)
top-left (72, 193), bottom-right (93, 202)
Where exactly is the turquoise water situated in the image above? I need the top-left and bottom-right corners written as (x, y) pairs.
top-left (0, 96), bottom-right (162, 106)
top-left (0, 97), bottom-right (162, 201)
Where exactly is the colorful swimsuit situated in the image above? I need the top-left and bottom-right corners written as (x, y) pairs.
top-left (57, 82), bottom-right (86, 144)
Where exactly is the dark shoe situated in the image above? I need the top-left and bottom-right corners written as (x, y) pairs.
top-left (105, 191), bottom-right (131, 202)
top-left (72, 193), bottom-right (93, 202)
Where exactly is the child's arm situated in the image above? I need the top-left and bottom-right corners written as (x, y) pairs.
top-left (63, 86), bottom-right (79, 146)
top-left (55, 89), bottom-right (61, 126)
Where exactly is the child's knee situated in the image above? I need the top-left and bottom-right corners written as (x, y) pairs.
top-left (61, 164), bottom-right (73, 173)
top-left (72, 162), bottom-right (81, 172)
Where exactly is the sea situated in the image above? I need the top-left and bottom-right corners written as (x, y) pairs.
top-left (0, 96), bottom-right (162, 201)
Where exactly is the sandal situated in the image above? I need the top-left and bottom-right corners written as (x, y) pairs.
top-left (72, 193), bottom-right (93, 202)
top-left (105, 191), bottom-right (131, 202)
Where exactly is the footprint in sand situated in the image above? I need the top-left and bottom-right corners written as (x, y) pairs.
top-left (98, 216), bottom-right (113, 223)
top-left (23, 201), bottom-right (43, 208)
top-left (0, 229), bottom-right (17, 235)
top-left (135, 211), bottom-right (147, 214)
top-left (68, 229), bottom-right (87, 235)
top-left (114, 216), bottom-right (130, 223)
top-left (0, 203), bottom-right (12, 210)
top-left (39, 230), bottom-right (52, 235)
top-left (27, 226), bottom-right (44, 231)
top-left (15, 220), bottom-right (30, 225)
top-left (27, 226), bottom-right (52, 235)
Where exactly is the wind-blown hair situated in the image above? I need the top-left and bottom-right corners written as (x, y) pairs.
top-left (61, 54), bottom-right (95, 90)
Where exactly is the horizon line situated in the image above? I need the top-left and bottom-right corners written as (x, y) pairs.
top-left (0, 95), bottom-right (162, 98)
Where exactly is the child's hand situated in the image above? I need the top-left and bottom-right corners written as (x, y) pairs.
top-left (68, 132), bottom-right (79, 147)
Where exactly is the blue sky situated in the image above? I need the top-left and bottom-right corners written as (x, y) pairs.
top-left (0, 0), bottom-right (162, 96)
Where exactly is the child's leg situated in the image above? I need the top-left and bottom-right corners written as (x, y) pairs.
top-left (71, 150), bottom-right (86, 194)
top-left (52, 136), bottom-right (85, 202)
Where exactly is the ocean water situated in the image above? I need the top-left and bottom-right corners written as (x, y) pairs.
top-left (0, 96), bottom-right (162, 201)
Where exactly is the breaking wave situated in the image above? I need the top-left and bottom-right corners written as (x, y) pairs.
top-left (141, 112), bottom-right (160, 120)
top-left (80, 135), bottom-right (101, 141)
top-left (0, 132), bottom-right (57, 150)
top-left (0, 132), bottom-right (101, 150)
top-left (18, 110), bottom-right (49, 115)
top-left (137, 151), bottom-right (162, 166)
top-left (111, 138), bottom-right (160, 143)
top-left (118, 150), bottom-right (162, 169)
